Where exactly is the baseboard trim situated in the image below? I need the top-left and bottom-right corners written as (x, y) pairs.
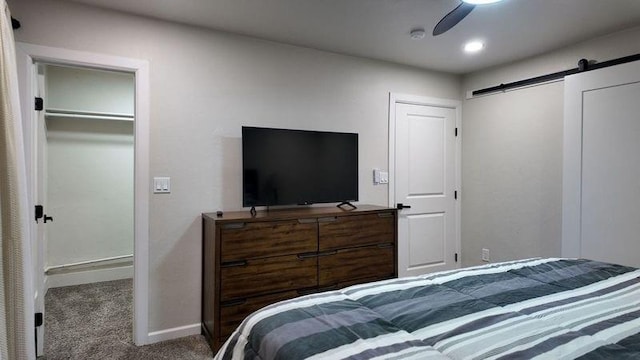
top-left (147, 323), bottom-right (201, 344)
top-left (46, 254), bottom-right (133, 273)
top-left (46, 265), bottom-right (133, 289)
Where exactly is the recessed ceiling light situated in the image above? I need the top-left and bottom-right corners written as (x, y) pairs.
top-left (462, 0), bottom-right (503, 4)
top-left (410, 28), bottom-right (426, 40)
top-left (464, 41), bottom-right (484, 53)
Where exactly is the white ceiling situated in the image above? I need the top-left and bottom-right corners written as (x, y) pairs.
top-left (66, 0), bottom-right (640, 74)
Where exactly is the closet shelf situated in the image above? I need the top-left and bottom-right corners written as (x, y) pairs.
top-left (45, 108), bottom-right (134, 121)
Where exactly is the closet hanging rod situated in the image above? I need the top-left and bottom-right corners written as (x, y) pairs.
top-left (45, 113), bottom-right (134, 121)
top-left (471, 53), bottom-right (640, 97)
top-left (46, 108), bottom-right (134, 121)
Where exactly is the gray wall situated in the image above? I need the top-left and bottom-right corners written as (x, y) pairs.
top-left (461, 26), bottom-right (640, 266)
top-left (9, 0), bottom-right (461, 333)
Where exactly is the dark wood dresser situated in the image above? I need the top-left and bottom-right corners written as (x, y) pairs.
top-left (201, 205), bottom-right (397, 352)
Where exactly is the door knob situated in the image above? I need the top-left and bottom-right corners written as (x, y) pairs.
top-left (44, 215), bottom-right (53, 223)
top-left (397, 203), bottom-right (412, 210)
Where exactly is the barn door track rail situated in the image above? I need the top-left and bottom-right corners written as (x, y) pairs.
top-left (472, 53), bottom-right (640, 97)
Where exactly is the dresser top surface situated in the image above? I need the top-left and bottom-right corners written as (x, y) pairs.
top-left (203, 204), bottom-right (395, 223)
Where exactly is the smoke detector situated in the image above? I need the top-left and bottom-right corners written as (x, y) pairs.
top-left (410, 28), bottom-right (426, 40)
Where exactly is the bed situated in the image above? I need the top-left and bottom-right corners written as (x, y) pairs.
top-left (214, 258), bottom-right (640, 359)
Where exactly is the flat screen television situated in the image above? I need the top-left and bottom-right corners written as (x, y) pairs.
top-left (242, 126), bottom-right (358, 207)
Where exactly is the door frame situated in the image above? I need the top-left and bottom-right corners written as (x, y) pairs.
top-left (16, 42), bottom-right (151, 346)
top-left (388, 93), bottom-right (462, 269)
top-left (562, 60), bottom-right (640, 258)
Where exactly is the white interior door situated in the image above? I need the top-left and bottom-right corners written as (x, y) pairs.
top-left (392, 97), bottom-right (460, 277)
top-left (33, 64), bottom-right (47, 356)
top-left (563, 60), bottom-right (640, 267)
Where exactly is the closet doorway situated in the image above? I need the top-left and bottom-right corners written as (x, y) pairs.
top-left (42, 64), bottom-right (135, 287)
top-left (37, 63), bottom-right (135, 354)
top-left (18, 43), bottom-right (150, 355)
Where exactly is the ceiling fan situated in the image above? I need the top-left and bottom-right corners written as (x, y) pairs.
top-left (433, 0), bottom-right (504, 36)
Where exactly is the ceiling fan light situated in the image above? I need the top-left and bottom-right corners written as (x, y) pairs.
top-left (462, 0), bottom-right (503, 4)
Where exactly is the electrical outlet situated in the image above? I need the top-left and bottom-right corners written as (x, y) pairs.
top-left (482, 248), bottom-right (490, 262)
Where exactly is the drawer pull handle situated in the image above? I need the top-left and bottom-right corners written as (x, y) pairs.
top-left (221, 260), bottom-right (248, 268)
top-left (377, 212), bottom-right (394, 218)
top-left (318, 217), bottom-right (338, 223)
top-left (222, 223), bottom-right (246, 230)
top-left (318, 250), bottom-right (338, 257)
top-left (221, 298), bottom-right (247, 307)
top-left (297, 218), bottom-right (317, 224)
top-left (297, 250), bottom-right (337, 259)
top-left (377, 243), bottom-right (394, 249)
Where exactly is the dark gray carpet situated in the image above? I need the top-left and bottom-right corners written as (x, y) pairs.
top-left (43, 279), bottom-right (213, 359)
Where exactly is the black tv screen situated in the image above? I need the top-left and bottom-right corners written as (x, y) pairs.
top-left (242, 126), bottom-right (358, 207)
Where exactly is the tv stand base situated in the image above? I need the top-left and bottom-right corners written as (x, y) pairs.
top-left (337, 201), bottom-right (357, 210)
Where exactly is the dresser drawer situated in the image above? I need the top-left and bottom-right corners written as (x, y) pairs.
top-left (220, 219), bottom-right (317, 262)
top-left (318, 244), bottom-right (395, 287)
top-left (219, 290), bottom-right (300, 338)
top-left (318, 212), bottom-right (395, 251)
top-left (221, 254), bottom-right (317, 301)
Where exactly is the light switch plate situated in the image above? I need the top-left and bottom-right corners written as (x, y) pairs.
top-left (379, 171), bottom-right (389, 184)
top-left (373, 169), bottom-right (389, 185)
top-left (153, 177), bottom-right (171, 194)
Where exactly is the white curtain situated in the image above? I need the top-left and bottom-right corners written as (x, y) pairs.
top-left (0, 1), bottom-right (36, 359)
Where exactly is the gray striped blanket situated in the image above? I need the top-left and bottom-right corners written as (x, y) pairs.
top-left (215, 258), bottom-right (640, 359)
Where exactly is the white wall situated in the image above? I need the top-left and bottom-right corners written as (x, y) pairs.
top-left (46, 65), bottom-right (134, 114)
top-left (461, 26), bottom-right (640, 266)
top-left (9, 0), bottom-right (461, 334)
top-left (46, 118), bottom-right (134, 267)
top-left (45, 65), bottom-right (134, 272)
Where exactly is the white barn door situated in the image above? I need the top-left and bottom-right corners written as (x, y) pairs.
top-left (563, 60), bottom-right (640, 267)
top-left (390, 95), bottom-right (460, 277)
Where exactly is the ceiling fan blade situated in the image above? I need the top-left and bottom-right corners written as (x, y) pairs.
top-left (433, 2), bottom-right (476, 36)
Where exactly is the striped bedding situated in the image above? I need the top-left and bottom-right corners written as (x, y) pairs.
top-left (215, 258), bottom-right (640, 359)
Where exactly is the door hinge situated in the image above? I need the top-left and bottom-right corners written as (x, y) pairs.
top-left (454, 190), bottom-right (458, 200)
top-left (35, 97), bottom-right (43, 111)
top-left (455, 127), bottom-right (458, 137)
top-left (35, 311), bottom-right (43, 356)
top-left (455, 253), bottom-right (458, 262)
top-left (35, 312), bottom-right (43, 327)
top-left (35, 205), bottom-right (43, 222)
top-left (11, 17), bottom-right (21, 30)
